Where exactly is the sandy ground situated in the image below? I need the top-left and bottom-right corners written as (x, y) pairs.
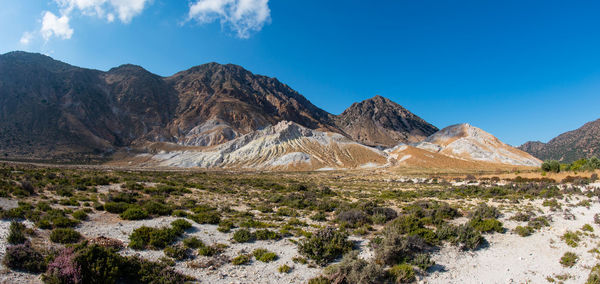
top-left (427, 199), bottom-right (600, 284)
top-left (75, 213), bottom-right (322, 284)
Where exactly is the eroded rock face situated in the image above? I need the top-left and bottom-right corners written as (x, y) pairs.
top-left (414, 123), bottom-right (542, 166)
top-left (336, 95), bottom-right (438, 147)
top-left (519, 118), bottom-right (600, 162)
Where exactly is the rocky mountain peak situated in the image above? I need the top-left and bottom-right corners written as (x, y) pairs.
top-left (336, 95), bottom-right (438, 147)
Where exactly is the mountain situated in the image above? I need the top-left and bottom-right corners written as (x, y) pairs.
top-left (519, 119), bottom-right (600, 162)
top-left (163, 63), bottom-right (338, 147)
top-left (0, 51), bottom-right (539, 169)
top-left (414, 124), bottom-right (542, 166)
top-left (137, 121), bottom-right (388, 170)
top-left (0, 51), bottom-right (439, 162)
top-left (336, 95), bottom-right (438, 147)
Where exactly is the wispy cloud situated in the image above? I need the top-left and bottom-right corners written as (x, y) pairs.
top-left (188, 0), bottom-right (271, 38)
top-left (20, 31), bottom-right (35, 45)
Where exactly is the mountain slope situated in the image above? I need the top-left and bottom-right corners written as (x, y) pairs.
top-left (336, 95), bottom-right (438, 147)
top-left (415, 124), bottom-right (542, 166)
top-left (519, 119), bottom-right (600, 162)
top-left (164, 63), bottom-right (338, 147)
top-left (144, 121), bottom-right (388, 170)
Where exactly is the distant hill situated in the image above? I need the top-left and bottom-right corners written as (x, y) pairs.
top-left (415, 124), bottom-right (541, 166)
top-left (519, 119), bottom-right (600, 163)
top-left (336, 95), bottom-right (438, 147)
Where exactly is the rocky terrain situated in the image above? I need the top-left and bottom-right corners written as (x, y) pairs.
top-left (415, 124), bottom-right (542, 167)
top-left (0, 51), bottom-right (436, 162)
top-left (335, 95), bottom-right (438, 147)
top-left (520, 118), bottom-right (600, 163)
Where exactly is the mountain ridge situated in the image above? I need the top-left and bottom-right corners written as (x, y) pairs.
top-left (519, 118), bottom-right (600, 162)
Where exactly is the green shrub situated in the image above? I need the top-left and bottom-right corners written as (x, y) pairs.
top-left (311, 212), bottom-right (327, 222)
top-left (562, 231), bottom-right (581, 247)
top-left (308, 276), bottom-right (331, 284)
top-left (255, 229), bottom-right (281, 240)
top-left (72, 210), bottom-right (88, 221)
top-left (298, 227), bottom-right (353, 266)
top-left (389, 263), bottom-right (415, 283)
top-left (120, 207), bottom-right (148, 220)
top-left (528, 216), bottom-right (550, 229)
top-left (183, 237), bottom-right (204, 249)
top-left (233, 229), bottom-right (255, 243)
top-left (232, 254), bottom-right (251, 265)
top-left (469, 203), bottom-right (501, 219)
top-left (541, 160), bottom-right (561, 173)
top-left (197, 244), bottom-right (225, 256)
top-left (143, 201), bottom-right (172, 216)
top-left (253, 248), bottom-right (278, 262)
top-left (7, 221), bottom-right (27, 245)
top-left (50, 228), bottom-right (82, 244)
top-left (560, 252), bottom-right (578, 267)
top-left (128, 226), bottom-right (179, 250)
top-left (437, 223), bottom-right (483, 250)
top-left (469, 218), bottom-right (503, 233)
top-left (587, 264), bottom-right (600, 284)
top-left (104, 202), bottom-right (130, 214)
top-left (336, 209), bottom-right (369, 228)
top-left (3, 243), bottom-right (46, 273)
top-left (582, 224), bottom-right (594, 232)
top-left (164, 245), bottom-right (190, 261)
top-left (171, 219), bottom-right (192, 232)
top-left (514, 226), bottom-right (534, 237)
top-left (412, 253), bottom-right (435, 271)
top-left (278, 264), bottom-right (292, 273)
top-left (190, 212), bottom-right (220, 225)
top-left (217, 219), bottom-right (234, 233)
top-left (323, 251), bottom-right (385, 283)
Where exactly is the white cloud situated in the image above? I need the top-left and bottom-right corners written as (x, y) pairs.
top-left (55, 0), bottom-right (149, 23)
top-left (41, 11), bottom-right (74, 40)
top-left (20, 32), bottom-right (34, 45)
top-left (189, 0), bottom-right (270, 38)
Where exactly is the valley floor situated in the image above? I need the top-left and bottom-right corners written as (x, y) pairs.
top-left (0, 165), bottom-right (598, 283)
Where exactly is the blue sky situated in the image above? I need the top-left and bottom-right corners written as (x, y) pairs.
top-left (1, 0), bottom-right (600, 146)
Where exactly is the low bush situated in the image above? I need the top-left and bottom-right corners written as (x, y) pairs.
top-left (233, 229), bottom-right (255, 243)
top-left (514, 225), bottom-right (534, 237)
top-left (437, 223), bottom-right (483, 250)
top-left (120, 207), bottom-right (148, 220)
top-left (143, 201), bottom-right (172, 216)
top-left (3, 243), bottom-right (46, 273)
top-left (231, 254), bottom-right (251, 265)
top-left (217, 220), bottom-right (234, 233)
top-left (50, 228), bottom-right (82, 244)
top-left (197, 244), bottom-right (225, 257)
top-left (528, 216), bottom-right (550, 229)
top-left (388, 263), bottom-right (415, 283)
top-left (469, 218), bottom-right (503, 233)
top-left (560, 252), bottom-right (578, 267)
top-left (337, 209), bottom-right (369, 228)
top-left (43, 247), bottom-right (81, 284)
top-left (412, 253), bottom-right (435, 271)
top-left (7, 221), bottom-right (27, 245)
top-left (562, 231), bottom-right (581, 247)
top-left (469, 203), bottom-right (501, 219)
top-left (298, 227), bottom-right (353, 266)
top-left (170, 219), bottom-right (192, 233)
top-left (278, 264), bottom-right (292, 273)
top-left (587, 264), bottom-right (600, 284)
top-left (72, 210), bottom-right (88, 221)
top-left (255, 229), bottom-right (281, 240)
top-left (253, 249), bottom-right (278, 262)
top-left (582, 224), bottom-right (594, 232)
top-left (128, 226), bottom-right (180, 250)
top-left (164, 245), bottom-right (190, 261)
top-left (103, 202), bottom-right (130, 214)
top-left (323, 251), bottom-right (385, 283)
top-left (190, 212), bottom-right (220, 225)
top-left (183, 237), bottom-right (204, 249)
